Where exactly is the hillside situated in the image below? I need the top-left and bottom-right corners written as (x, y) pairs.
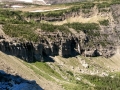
top-left (0, 50), bottom-right (120, 90)
top-left (0, 51), bottom-right (64, 90)
top-left (0, 0), bottom-right (120, 90)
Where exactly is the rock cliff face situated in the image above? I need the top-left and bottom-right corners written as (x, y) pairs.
top-left (0, 29), bottom-right (116, 62)
top-left (0, 4), bottom-right (120, 62)
top-left (0, 33), bottom-right (81, 62)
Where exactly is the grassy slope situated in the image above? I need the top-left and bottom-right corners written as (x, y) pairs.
top-left (0, 51), bottom-right (64, 90)
top-left (0, 51), bottom-right (120, 90)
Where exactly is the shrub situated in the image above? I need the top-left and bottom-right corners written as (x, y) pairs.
top-left (83, 74), bottom-right (120, 90)
top-left (81, 3), bottom-right (95, 9)
top-left (66, 22), bottom-right (99, 31)
top-left (97, 2), bottom-right (111, 8)
top-left (99, 20), bottom-right (109, 26)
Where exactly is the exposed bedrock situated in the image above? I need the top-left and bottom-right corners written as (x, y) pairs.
top-left (0, 37), bottom-right (81, 62)
top-left (0, 4), bottom-right (120, 62)
top-left (0, 33), bottom-right (116, 62)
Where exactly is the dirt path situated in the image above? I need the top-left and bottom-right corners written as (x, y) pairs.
top-left (0, 51), bottom-right (64, 90)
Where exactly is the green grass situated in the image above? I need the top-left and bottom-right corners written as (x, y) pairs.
top-left (22, 61), bottom-right (56, 81)
top-left (66, 22), bottom-right (99, 31)
top-left (83, 74), bottom-right (120, 90)
top-left (65, 22), bottom-right (100, 36)
top-left (62, 80), bottom-right (93, 90)
top-left (3, 24), bottom-right (39, 42)
top-left (99, 20), bottom-right (109, 26)
top-left (31, 62), bottom-right (64, 80)
top-left (29, 64), bottom-right (55, 81)
top-left (21, 56), bottom-right (120, 90)
top-left (112, 0), bottom-right (120, 4)
top-left (39, 23), bottom-right (69, 32)
top-left (97, 2), bottom-right (111, 9)
top-left (82, 9), bottom-right (91, 14)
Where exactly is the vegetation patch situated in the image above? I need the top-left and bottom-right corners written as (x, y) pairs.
top-left (3, 24), bottom-right (39, 42)
top-left (62, 82), bottom-right (91, 90)
top-left (81, 3), bottom-right (95, 9)
top-left (99, 20), bottom-right (109, 26)
top-left (23, 62), bottom-right (55, 81)
top-left (32, 62), bottom-right (63, 80)
top-left (112, 0), bottom-right (120, 4)
top-left (65, 22), bottom-right (100, 36)
top-left (66, 71), bottom-right (74, 76)
top-left (39, 23), bottom-right (69, 32)
top-left (97, 2), bottom-right (111, 9)
top-left (83, 74), bottom-right (120, 90)
top-left (82, 9), bottom-right (91, 14)
top-left (66, 22), bottom-right (99, 31)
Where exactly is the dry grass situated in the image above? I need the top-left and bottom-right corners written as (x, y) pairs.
top-left (52, 14), bottom-right (109, 25)
top-left (52, 52), bottom-right (120, 75)
top-left (14, 5), bottom-right (70, 12)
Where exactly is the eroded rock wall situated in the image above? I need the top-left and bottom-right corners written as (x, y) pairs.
top-left (0, 34), bottom-right (81, 62)
top-left (0, 4), bottom-right (120, 62)
top-left (0, 29), bottom-right (116, 62)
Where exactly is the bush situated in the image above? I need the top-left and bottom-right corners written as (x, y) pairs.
top-left (66, 71), bottom-right (74, 76)
top-left (112, 0), bottom-right (120, 4)
top-left (81, 3), bottom-right (95, 9)
top-left (97, 2), bottom-right (111, 8)
top-left (65, 22), bottom-right (100, 36)
top-left (82, 9), bottom-right (91, 14)
top-left (99, 20), bottom-right (109, 26)
top-left (66, 22), bottom-right (99, 31)
top-left (39, 23), bottom-right (69, 32)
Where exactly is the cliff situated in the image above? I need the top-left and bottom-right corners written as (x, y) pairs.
top-left (0, 4), bottom-right (120, 62)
